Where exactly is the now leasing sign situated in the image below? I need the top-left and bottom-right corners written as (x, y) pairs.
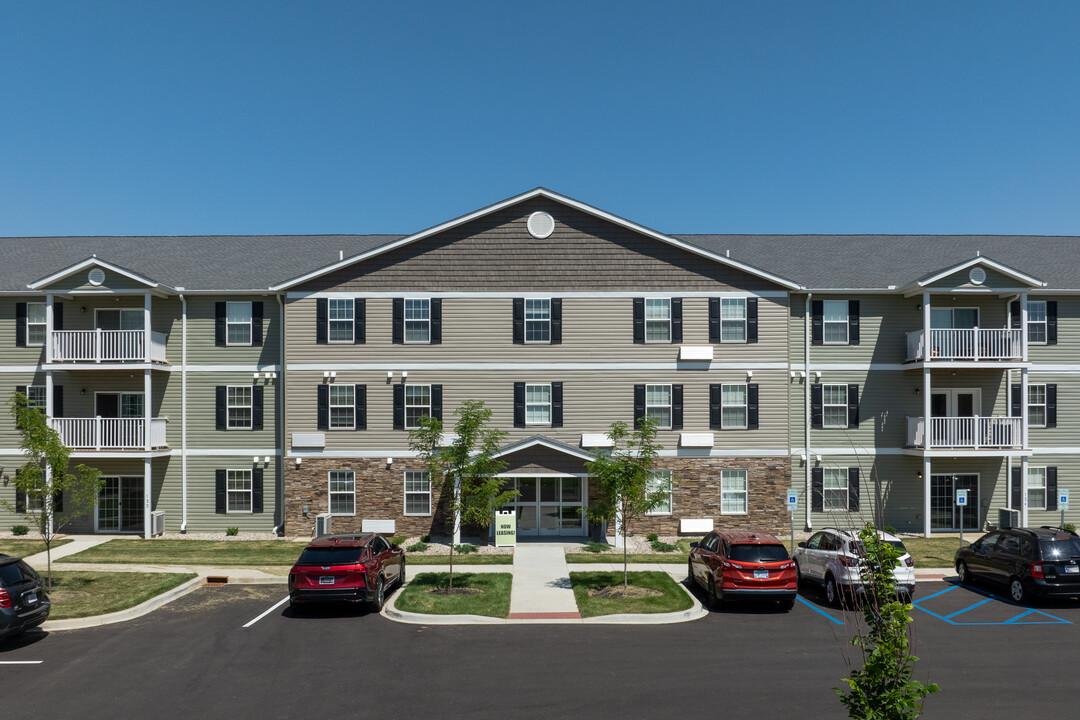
top-left (495, 511), bottom-right (516, 547)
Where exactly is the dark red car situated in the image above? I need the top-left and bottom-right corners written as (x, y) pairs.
top-left (288, 533), bottom-right (405, 611)
top-left (688, 530), bottom-right (798, 610)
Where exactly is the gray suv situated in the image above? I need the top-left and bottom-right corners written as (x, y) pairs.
top-left (0, 554), bottom-right (50, 639)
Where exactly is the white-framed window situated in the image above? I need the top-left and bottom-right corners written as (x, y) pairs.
top-left (720, 298), bottom-right (747, 342)
top-left (525, 299), bottom-right (551, 343)
top-left (721, 469), bottom-right (748, 514)
top-left (1029, 384), bottom-right (1047, 428)
top-left (645, 298), bottom-right (671, 342)
top-left (823, 384), bottom-right (848, 429)
top-left (645, 384), bottom-right (672, 429)
top-left (646, 470), bottom-right (673, 515)
top-left (525, 383), bottom-right (551, 425)
top-left (1027, 467), bottom-right (1047, 510)
top-left (329, 470), bottom-right (355, 515)
top-left (227, 386), bottom-right (252, 429)
top-left (329, 385), bottom-right (355, 429)
top-left (404, 299), bottom-right (430, 343)
top-left (721, 384), bottom-right (747, 429)
top-left (824, 468), bottom-right (849, 511)
top-left (26, 302), bottom-right (46, 346)
top-left (404, 470), bottom-right (432, 515)
top-left (25, 385), bottom-right (46, 410)
top-left (405, 384), bottom-right (431, 429)
top-left (1028, 301), bottom-right (1047, 345)
top-left (328, 299), bottom-right (354, 343)
top-left (226, 302), bottom-right (253, 346)
top-left (823, 300), bottom-right (849, 344)
top-left (227, 469), bottom-right (253, 513)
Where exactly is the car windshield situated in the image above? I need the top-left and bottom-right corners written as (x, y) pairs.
top-left (729, 544), bottom-right (789, 563)
top-left (296, 547), bottom-right (365, 565)
top-left (1038, 538), bottom-right (1080, 560)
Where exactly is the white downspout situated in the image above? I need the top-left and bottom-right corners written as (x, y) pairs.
top-left (273, 294), bottom-right (285, 536)
top-left (804, 293), bottom-right (812, 531)
top-left (180, 294), bottom-right (188, 534)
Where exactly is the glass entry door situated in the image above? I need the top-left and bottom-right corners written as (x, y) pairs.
top-left (502, 477), bottom-right (586, 537)
top-left (97, 477), bottom-right (144, 533)
top-left (930, 474), bottom-right (979, 531)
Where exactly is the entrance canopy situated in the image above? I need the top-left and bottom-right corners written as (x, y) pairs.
top-left (494, 435), bottom-right (593, 476)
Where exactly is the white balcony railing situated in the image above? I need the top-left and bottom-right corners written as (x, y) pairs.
top-left (51, 330), bottom-right (168, 364)
top-left (52, 417), bottom-right (168, 451)
top-left (907, 416), bottom-right (1022, 450)
top-left (905, 328), bottom-right (1022, 362)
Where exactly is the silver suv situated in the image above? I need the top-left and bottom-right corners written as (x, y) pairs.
top-left (793, 527), bottom-right (916, 606)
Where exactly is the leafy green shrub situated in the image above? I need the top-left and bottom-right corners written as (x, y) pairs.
top-left (225, 527), bottom-right (239, 537)
top-left (388, 535), bottom-right (407, 546)
top-left (884, 525), bottom-right (899, 535)
top-left (646, 532), bottom-right (659, 542)
top-left (420, 534), bottom-right (431, 543)
top-left (11, 525), bottom-right (29, 536)
top-left (650, 540), bottom-right (676, 552)
top-left (454, 543), bottom-right (478, 554)
top-left (406, 542), bottom-right (430, 552)
top-left (582, 541), bottom-right (610, 553)
top-left (1065, 523), bottom-right (1077, 533)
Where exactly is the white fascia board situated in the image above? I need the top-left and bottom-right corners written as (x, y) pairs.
top-left (915, 256), bottom-right (1045, 289)
top-left (270, 188), bottom-right (804, 292)
top-left (28, 257), bottom-right (167, 291)
top-left (494, 436), bottom-right (596, 461)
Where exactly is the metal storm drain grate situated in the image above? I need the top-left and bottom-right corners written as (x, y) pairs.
top-left (202, 576), bottom-right (229, 587)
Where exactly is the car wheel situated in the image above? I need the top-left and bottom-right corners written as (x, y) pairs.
top-left (779, 596), bottom-right (795, 612)
top-left (687, 560), bottom-right (695, 585)
top-left (794, 560), bottom-right (803, 589)
top-left (957, 561), bottom-right (973, 585)
top-left (1009, 577), bottom-right (1029, 605)
top-left (370, 576), bottom-right (386, 612)
top-left (398, 558), bottom-right (406, 588)
top-left (825, 574), bottom-right (841, 608)
top-left (707, 577), bottom-right (721, 609)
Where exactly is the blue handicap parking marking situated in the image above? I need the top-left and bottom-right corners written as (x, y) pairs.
top-left (796, 595), bottom-right (844, 625)
top-left (911, 582), bottom-right (1071, 626)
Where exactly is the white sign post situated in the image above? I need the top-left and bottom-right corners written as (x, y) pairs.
top-left (1059, 488), bottom-right (1070, 531)
top-left (786, 488), bottom-right (798, 555)
top-left (956, 489), bottom-right (969, 547)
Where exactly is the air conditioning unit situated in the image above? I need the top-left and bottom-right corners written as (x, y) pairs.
top-left (150, 510), bottom-right (166, 537)
top-left (999, 508), bottom-right (1020, 530)
top-left (315, 513), bottom-right (332, 537)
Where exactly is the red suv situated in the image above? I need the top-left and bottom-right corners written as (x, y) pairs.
top-left (288, 534), bottom-right (405, 611)
top-left (688, 530), bottom-right (798, 610)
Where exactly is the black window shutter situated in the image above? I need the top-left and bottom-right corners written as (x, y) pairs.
top-left (253, 468), bottom-right (264, 514)
top-left (848, 384), bottom-right (860, 429)
top-left (848, 467), bottom-right (860, 511)
top-left (1046, 467), bottom-right (1058, 511)
top-left (252, 385), bottom-right (264, 430)
top-left (52, 488), bottom-right (63, 513)
top-left (812, 467), bottom-right (824, 512)
top-left (513, 299), bottom-right (524, 344)
top-left (848, 300), bottom-right (860, 345)
top-left (671, 298), bottom-right (683, 343)
top-left (354, 299), bottom-right (365, 344)
top-left (215, 386), bottom-right (227, 430)
top-left (747, 298), bottom-right (758, 343)
top-left (634, 384), bottom-right (646, 429)
top-left (811, 384), bottom-right (823, 429)
top-left (392, 384), bottom-right (404, 430)
top-left (430, 299), bottom-right (442, 344)
top-left (811, 300), bottom-right (824, 345)
top-left (1047, 384), bottom-right (1057, 428)
top-left (15, 302), bottom-right (27, 347)
top-left (316, 298), bottom-right (328, 345)
top-left (709, 384), bottom-right (722, 429)
top-left (392, 298), bottom-right (404, 344)
top-left (513, 382), bottom-right (525, 427)
top-left (317, 385), bottom-right (329, 431)
top-left (53, 385), bottom-right (63, 418)
top-left (1011, 467), bottom-right (1022, 509)
top-left (1047, 301), bottom-right (1058, 345)
top-left (215, 302), bottom-right (226, 346)
top-left (633, 298), bottom-right (645, 344)
top-left (1010, 300), bottom-right (1022, 330)
top-left (15, 385), bottom-right (26, 429)
top-left (53, 302), bottom-right (63, 331)
top-left (709, 298), bottom-right (720, 343)
top-left (251, 302), bottom-right (264, 347)
top-left (215, 470), bottom-right (226, 514)
top-left (551, 299), bottom-right (562, 344)
top-left (16, 489), bottom-right (26, 514)
top-left (747, 383), bottom-right (759, 430)
top-left (672, 384), bottom-right (684, 430)
top-left (1011, 384), bottom-right (1022, 417)
top-left (551, 382), bottom-right (563, 427)
top-left (431, 384), bottom-right (443, 420)
top-left (355, 385), bottom-right (366, 430)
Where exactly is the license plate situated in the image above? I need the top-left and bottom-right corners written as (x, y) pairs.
top-left (754, 570), bottom-right (769, 579)
top-left (1066, 566), bottom-right (1079, 574)
top-left (319, 576), bottom-right (335, 585)
top-left (24, 592), bottom-right (36, 605)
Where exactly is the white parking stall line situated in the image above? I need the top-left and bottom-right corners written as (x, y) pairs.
top-left (0, 661), bottom-right (44, 665)
top-left (242, 596), bottom-right (290, 628)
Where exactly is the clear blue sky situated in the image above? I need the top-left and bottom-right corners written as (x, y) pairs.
top-left (2, 1), bottom-right (1078, 237)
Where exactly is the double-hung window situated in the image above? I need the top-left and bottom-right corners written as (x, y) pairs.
top-left (26, 302), bottom-right (46, 346)
top-left (26, 386), bottom-right (46, 410)
top-left (525, 299), bottom-right (551, 343)
top-left (329, 385), bottom-right (355, 429)
top-left (823, 468), bottom-right (849, 511)
top-left (405, 385), bottom-right (431, 429)
top-left (721, 470), bottom-right (748, 514)
top-left (823, 300), bottom-right (849, 344)
top-left (645, 384), bottom-right (672, 429)
top-left (328, 299), bottom-right (354, 342)
top-left (645, 299), bottom-right (671, 342)
top-left (822, 385), bottom-right (848, 428)
top-left (226, 302), bottom-right (253, 346)
top-left (1028, 301), bottom-right (1047, 345)
top-left (404, 299), bottom-right (430, 343)
top-left (721, 384), bottom-right (747, 429)
top-left (227, 386), bottom-right (252, 429)
top-left (404, 470), bottom-right (431, 515)
top-left (227, 469), bottom-right (253, 513)
top-left (329, 470), bottom-right (355, 515)
top-left (1027, 467), bottom-right (1047, 510)
top-left (1029, 384), bottom-right (1047, 427)
top-left (646, 470), bottom-right (673, 514)
top-left (525, 384), bottom-right (551, 424)
top-left (720, 298), bottom-right (747, 342)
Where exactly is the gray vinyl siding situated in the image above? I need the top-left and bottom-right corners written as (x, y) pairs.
top-left (180, 296), bottom-right (280, 367)
top-left (0, 298), bottom-right (47, 366)
top-left (791, 294), bottom-right (909, 365)
top-left (1025, 372), bottom-right (1080, 447)
top-left (187, 371), bottom-right (277, 449)
top-left (1025, 454), bottom-right (1080, 526)
top-left (156, 455), bottom-right (279, 534)
top-left (1029, 296), bottom-right (1080, 364)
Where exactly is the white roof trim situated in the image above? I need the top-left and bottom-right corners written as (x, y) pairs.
top-left (493, 435), bottom-right (596, 462)
top-left (914, 256), bottom-right (1046, 289)
top-left (270, 188), bottom-right (804, 291)
top-left (28, 257), bottom-right (165, 291)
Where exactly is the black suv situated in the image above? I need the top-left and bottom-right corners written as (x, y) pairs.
top-left (955, 527), bottom-right (1080, 603)
top-left (0, 554), bottom-right (50, 639)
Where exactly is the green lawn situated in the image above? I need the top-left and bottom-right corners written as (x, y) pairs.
top-left (394, 572), bottom-right (512, 617)
top-left (406, 554), bottom-right (513, 565)
top-left (62, 539), bottom-right (303, 566)
top-left (46, 571), bottom-right (197, 619)
top-left (900, 537), bottom-right (968, 568)
top-left (570, 571), bottom-right (694, 617)
top-left (0, 538), bottom-right (72, 557)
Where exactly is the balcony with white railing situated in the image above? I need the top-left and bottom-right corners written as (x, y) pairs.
top-left (52, 417), bottom-right (168, 451)
top-left (50, 329), bottom-right (169, 365)
top-left (907, 416), bottom-right (1023, 450)
top-left (905, 328), bottom-right (1023, 363)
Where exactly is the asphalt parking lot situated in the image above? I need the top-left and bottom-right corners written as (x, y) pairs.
top-left (2, 578), bottom-right (1079, 719)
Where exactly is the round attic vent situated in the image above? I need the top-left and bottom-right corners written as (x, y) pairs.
top-left (969, 267), bottom-right (986, 285)
top-left (527, 211), bottom-right (555, 239)
top-left (88, 268), bottom-right (106, 286)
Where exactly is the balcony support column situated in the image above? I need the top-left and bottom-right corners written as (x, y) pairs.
top-left (144, 457), bottom-right (152, 540)
top-left (144, 369), bottom-right (151, 452)
top-left (1021, 455), bottom-right (1030, 529)
top-left (45, 294), bottom-right (54, 364)
top-left (1021, 367), bottom-right (1029, 451)
top-left (45, 369), bottom-right (54, 534)
top-left (923, 366), bottom-right (932, 448)
top-left (144, 292), bottom-right (152, 363)
top-left (1021, 291), bottom-right (1028, 362)
top-left (923, 458), bottom-right (932, 538)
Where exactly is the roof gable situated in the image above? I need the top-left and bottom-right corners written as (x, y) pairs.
top-left (28, 257), bottom-right (168, 292)
top-left (911, 255), bottom-right (1045, 291)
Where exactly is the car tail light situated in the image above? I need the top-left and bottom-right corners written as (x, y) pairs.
top-left (840, 555), bottom-right (860, 568)
top-left (0, 589), bottom-right (9, 609)
top-left (904, 557), bottom-right (914, 567)
top-left (356, 564), bottom-right (368, 574)
top-left (720, 561), bottom-right (744, 570)
top-left (1032, 562), bottom-right (1044, 579)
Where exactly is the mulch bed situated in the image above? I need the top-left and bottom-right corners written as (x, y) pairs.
top-left (426, 587), bottom-right (483, 596)
top-left (587, 585), bottom-right (662, 599)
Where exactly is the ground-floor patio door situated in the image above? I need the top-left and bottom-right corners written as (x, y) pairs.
top-left (930, 474), bottom-right (979, 531)
top-left (501, 476), bottom-right (587, 537)
top-left (96, 476), bottom-right (144, 533)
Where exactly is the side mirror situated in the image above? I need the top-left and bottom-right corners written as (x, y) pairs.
top-left (689, 542), bottom-right (699, 549)
top-left (797, 542), bottom-right (807, 549)
top-left (390, 544), bottom-right (400, 551)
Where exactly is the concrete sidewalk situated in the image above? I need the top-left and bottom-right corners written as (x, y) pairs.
top-left (22, 534), bottom-right (125, 567)
top-left (508, 545), bottom-right (580, 620)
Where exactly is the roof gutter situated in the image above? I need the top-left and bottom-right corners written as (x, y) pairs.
top-left (273, 293), bottom-right (286, 537)
top-left (805, 292), bottom-right (812, 533)
top-left (180, 293), bottom-right (188, 533)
